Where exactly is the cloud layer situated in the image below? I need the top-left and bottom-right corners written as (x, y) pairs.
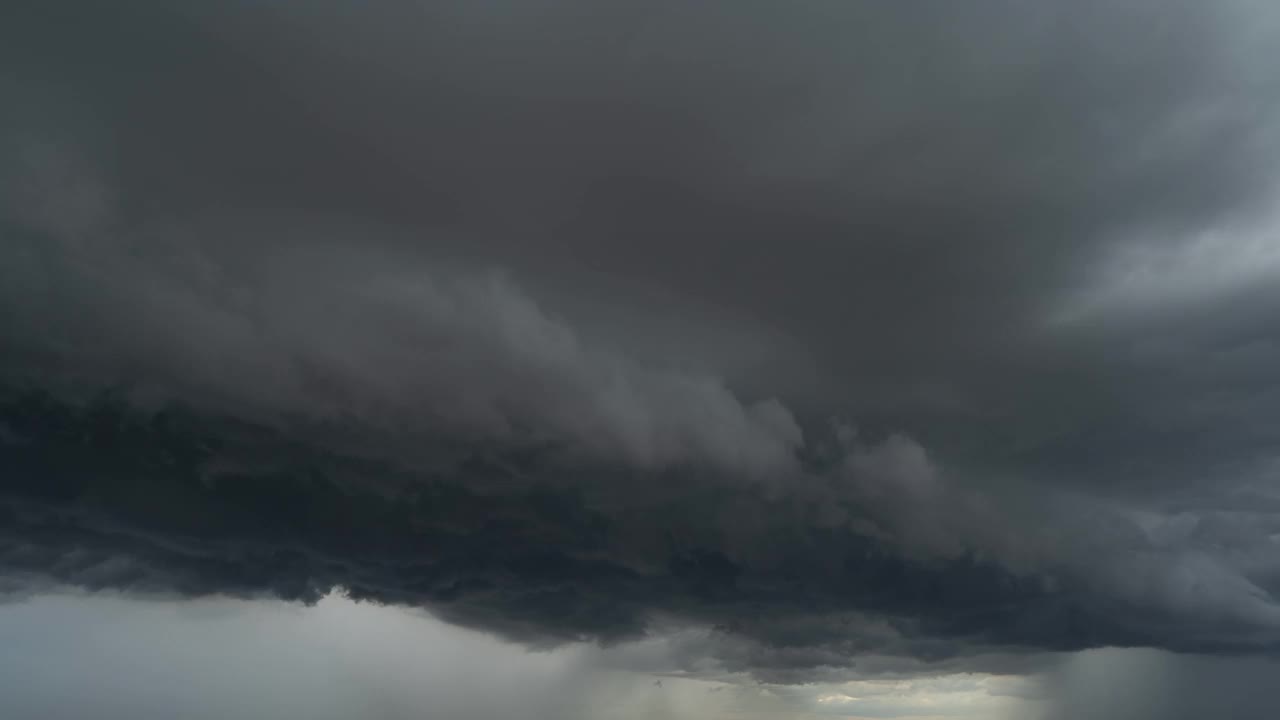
top-left (5, 0), bottom-right (1280, 683)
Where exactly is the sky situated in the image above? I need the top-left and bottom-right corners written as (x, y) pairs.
top-left (3, 1), bottom-right (1280, 718)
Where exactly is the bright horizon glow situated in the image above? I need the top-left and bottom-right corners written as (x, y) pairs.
top-left (0, 591), bottom-right (1041, 720)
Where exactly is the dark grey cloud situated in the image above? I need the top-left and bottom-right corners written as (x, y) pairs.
top-left (0, 387), bottom-right (1275, 678)
top-left (4, 0), bottom-right (1280, 681)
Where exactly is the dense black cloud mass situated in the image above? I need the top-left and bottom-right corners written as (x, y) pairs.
top-left (2, 386), bottom-right (1277, 677)
top-left (5, 0), bottom-right (1280, 679)
top-left (0, 389), bottom-right (1180, 669)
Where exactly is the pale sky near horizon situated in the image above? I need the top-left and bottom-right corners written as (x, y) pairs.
top-left (0, 592), bottom-right (1043, 720)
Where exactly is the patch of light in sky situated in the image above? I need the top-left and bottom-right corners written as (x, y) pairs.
top-left (0, 591), bottom-right (1041, 720)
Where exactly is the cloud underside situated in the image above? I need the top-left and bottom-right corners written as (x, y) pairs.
top-left (4, 0), bottom-right (1280, 680)
top-left (1, 387), bottom-right (1277, 680)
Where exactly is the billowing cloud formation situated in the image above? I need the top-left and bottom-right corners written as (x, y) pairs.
top-left (5, 0), bottom-right (1280, 682)
top-left (0, 220), bottom-right (803, 478)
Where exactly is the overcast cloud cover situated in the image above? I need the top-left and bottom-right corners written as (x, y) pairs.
top-left (5, 0), bottom-right (1280, 717)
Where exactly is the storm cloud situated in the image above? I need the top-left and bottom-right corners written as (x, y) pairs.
top-left (5, 0), bottom-right (1280, 687)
